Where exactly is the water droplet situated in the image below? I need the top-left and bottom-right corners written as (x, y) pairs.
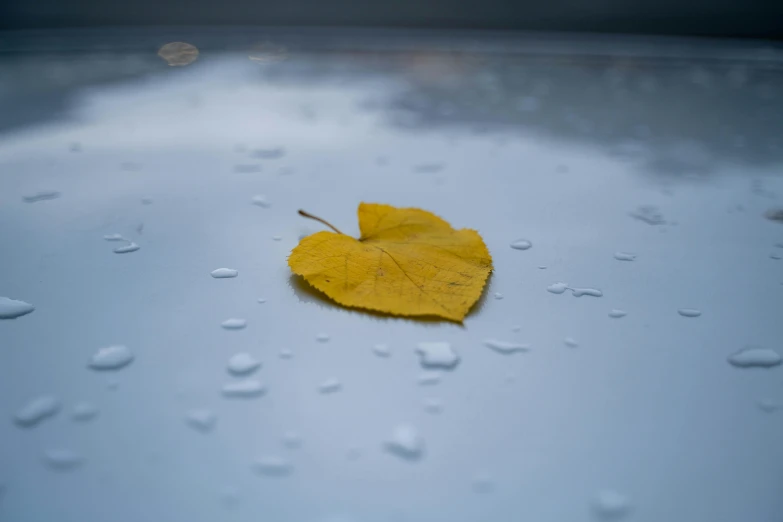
top-left (279, 348), bottom-right (293, 359)
top-left (185, 409), bottom-right (217, 433)
top-left (764, 208), bottom-right (783, 222)
top-left (571, 287), bottom-right (603, 298)
top-left (158, 41), bottom-right (199, 66)
top-left (316, 333), bottom-right (330, 343)
top-left (608, 309), bottom-right (627, 319)
top-left (88, 345), bottom-right (133, 370)
top-left (44, 449), bottom-right (84, 471)
top-left (227, 353), bottom-right (261, 375)
top-left (257, 298), bottom-right (266, 304)
top-left (251, 195), bottom-right (270, 208)
top-left (423, 398), bottom-right (443, 414)
top-left (71, 402), bottom-right (98, 422)
top-left (613, 252), bottom-right (636, 261)
top-left (113, 242), bottom-right (140, 254)
top-left (416, 342), bottom-right (459, 369)
top-left (252, 456), bottom-right (292, 476)
top-left (483, 339), bottom-right (530, 355)
top-left (547, 282), bottom-right (568, 294)
top-left (219, 486), bottom-right (241, 509)
top-left (771, 253), bottom-right (782, 260)
top-left (629, 205), bottom-right (666, 225)
top-left (775, 243), bottom-right (783, 249)
top-left (211, 268), bottom-right (238, 278)
top-left (727, 347), bottom-right (781, 368)
top-left (106, 377), bottom-right (120, 390)
top-left (23, 190), bottom-right (61, 203)
top-left (494, 292), bottom-right (504, 300)
top-left (511, 325), bottom-right (521, 332)
top-left (14, 396), bottom-right (61, 427)
top-left (677, 308), bottom-right (702, 317)
top-left (592, 489), bottom-right (631, 520)
top-left (0, 297), bottom-right (35, 319)
top-left (103, 233), bottom-right (126, 241)
top-left (272, 235), bottom-right (282, 241)
top-left (564, 337), bottom-right (579, 348)
top-left (413, 163), bottom-right (444, 173)
top-left (282, 431), bottom-right (302, 449)
top-left (141, 197), bottom-right (154, 205)
top-left (756, 399), bottom-right (782, 413)
top-left (221, 380), bottom-right (267, 398)
top-left (417, 372), bottom-right (441, 385)
top-left (233, 164), bottom-right (262, 173)
top-left (221, 318), bottom-right (247, 330)
top-left (318, 378), bottom-right (342, 394)
top-left (472, 473), bottom-right (495, 493)
top-left (251, 147), bottom-right (285, 159)
top-left (385, 425), bottom-right (424, 460)
top-left (372, 344), bottom-right (391, 357)
top-left (510, 239), bottom-right (532, 250)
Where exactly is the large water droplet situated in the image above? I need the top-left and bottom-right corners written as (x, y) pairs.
top-left (222, 380), bottom-right (266, 398)
top-left (510, 239), bottom-right (532, 250)
top-left (252, 456), bottom-right (292, 476)
top-left (483, 339), bottom-right (530, 355)
top-left (211, 268), bottom-right (238, 279)
top-left (185, 409), bottom-right (217, 433)
top-left (613, 252), bottom-right (636, 261)
top-left (372, 344), bottom-right (391, 357)
top-left (23, 190), bottom-right (61, 203)
top-left (113, 242), bottom-right (140, 254)
top-left (547, 282), bottom-right (568, 294)
top-left (608, 309), bottom-right (628, 319)
top-left (727, 347), bottom-right (781, 368)
top-left (44, 449), bottom-right (84, 471)
top-left (14, 396), bottom-right (61, 427)
top-left (316, 333), bottom-right (330, 343)
top-left (592, 489), bottom-right (631, 520)
top-left (88, 345), bottom-right (134, 370)
top-left (0, 297), bottom-right (35, 319)
top-left (71, 402), bottom-right (98, 422)
top-left (416, 342), bottom-right (459, 369)
top-left (221, 318), bottom-right (247, 330)
top-left (423, 398), bottom-right (443, 414)
top-left (571, 287), bottom-right (603, 298)
top-left (227, 353), bottom-right (261, 375)
top-left (251, 195), bottom-right (270, 208)
top-left (417, 372), bottom-right (441, 385)
top-left (318, 378), bottom-right (342, 394)
top-left (384, 425), bottom-right (424, 461)
top-left (677, 308), bottom-right (702, 318)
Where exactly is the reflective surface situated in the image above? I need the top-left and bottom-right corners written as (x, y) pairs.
top-left (1, 29), bottom-right (782, 522)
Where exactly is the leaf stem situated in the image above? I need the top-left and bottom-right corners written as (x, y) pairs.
top-left (298, 209), bottom-right (344, 235)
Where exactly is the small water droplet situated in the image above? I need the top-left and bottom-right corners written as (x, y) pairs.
top-left (472, 473), bottom-right (495, 493)
top-left (510, 239), bottom-right (532, 250)
top-left (113, 242), bottom-right (140, 254)
top-left (221, 380), bottom-right (267, 398)
top-left (677, 308), bottom-right (702, 317)
top-left (417, 372), bottom-right (441, 385)
top-left (756, 399), bottom-right (782, 413)
top-left (88, 345), bottom-right (134, 370)
top-left (257, 298), bottom-right (266, 304)
top-left (571, 287), bottom-right (603, 298)
top-left (483, 339), bottom-right (530, 354)
top-left (384, 424), bottom-right (424, 460)
top-left (185, 409), bottom-right (217, 433)
top-left (511, 325), bottom-right (521, 332)
top-left (494, 292), bottom-right (504, 300)
top-left (316, 333), bottom-right (330, 343)
top-left (44, 449), bottom-right (84, 471)
top-left (423, 398), bottom-right (443, 414)
top-left (71, 402), bottom-right (98, 422)
top-left (608, 309), bottom-right (627, 318)
top-left (251, 147), bottom-right (285, 159)
top-left (727, 347), bottom-right (781, 368)
top-left (413, 163), bottom-right (444, 173)
top-left (629, 205), bottom-right (666, 225)
top-left (272, 235), bottom-right (282, 241)
top-left (547, 282), bottom-right (568, 294)
top-left (227, 353), bottom-right (261, 375)
top-left (282, 431), bottom-right (302, 449)
top-left (23, 190), bottom-right (61, 203)
top-left (0, 297), bottom-right (35, 319)
top-left (279, 348), bottom-right (293, 359)
top-left (372, 344), bottom-right (391, 357)
top-left (14, 396), bottom-right (61, 427)
top-left (318, 378), bottom-right (342, 394)
top-left (251, 195), bottom-right (270, 208)
top-left (613, 252), bottom-right (636, 261)
top-left (219, 486), bottom-right (241, 509)
top-left (103, 233), bottom-right (126, 241)
top-left (416, 342), bottom-right (459, 369)
top-left (564, 337), bottom-right (579, 348)
top-left (592, 489), bottom-right (631, 520)
top-left (233, 164), bottom-right (262, 173)
top-left (221, 318), bottom-right (247, 330)
top-left (252, 456), bottom-right (292, 476)
top-left (141, 197), bottom-right (154, 205)
top-left (211, 268), bottom-right (238, 278)
top-left (538, 265), bottom-right (548, 270)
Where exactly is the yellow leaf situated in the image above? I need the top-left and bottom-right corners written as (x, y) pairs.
top-left (288, 203), bottom-right (493, 322)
